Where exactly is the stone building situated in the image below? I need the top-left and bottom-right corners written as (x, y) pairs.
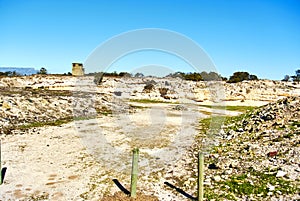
top-left (72, 63), bottom-right (85, 76)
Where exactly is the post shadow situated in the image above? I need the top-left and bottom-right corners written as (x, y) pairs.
top-left (112, 179), bottom-right (130, 195)
top-left (1, 167), bottom-right (7, 184)
top-left (164, 181), bottom-right (197, 200)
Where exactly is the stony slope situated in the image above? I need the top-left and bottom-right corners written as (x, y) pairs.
top-left (166, 97), bottom-right (300, 200)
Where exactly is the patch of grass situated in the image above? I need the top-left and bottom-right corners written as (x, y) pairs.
top-left (289, 121), bottom-right (300, 130)
top-left (18, 118), bottom-right (72, 129)
top-left (218, 169), bottom-right (299, 198)
top-left (283, 132), bottom-right (294, 139)
top-left (199, 114), bottom-right (245, 135)
top-left (204, 188), bottom-right (237, 200)
top-left (199, 110), bottom-right (212, 115)
top-left (200, 105), bottom-right (256, 113)
top-left (129, 105), bottom-right (149, 109)
top-left (129, 99), bottom-right (178, 104)
top-left (18, 116), bottom-right (96, 130)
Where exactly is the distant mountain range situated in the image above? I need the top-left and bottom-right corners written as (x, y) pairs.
top-left (0, 67), bottom-right (38, 75)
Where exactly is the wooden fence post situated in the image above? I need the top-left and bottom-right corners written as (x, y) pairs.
top-left (130, 148), bottom-right (139, 198)
top-left (198, 152), bottom-right (204, 201)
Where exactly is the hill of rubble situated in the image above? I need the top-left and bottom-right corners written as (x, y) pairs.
top-left (167, 96), bottom-right (300, 200)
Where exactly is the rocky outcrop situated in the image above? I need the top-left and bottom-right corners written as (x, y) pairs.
top-left (0, 88), bottom-right (131, 134)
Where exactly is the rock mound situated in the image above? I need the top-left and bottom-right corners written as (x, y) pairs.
top-left (200, 97), bottom-right (300, 200)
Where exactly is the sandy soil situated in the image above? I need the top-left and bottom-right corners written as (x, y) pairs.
top-left (0, 122), bottom-right (92, 200)
top-left (0, 102), bottom-right (206, 200)
top-left (0, 100), bottom-right (257, 200)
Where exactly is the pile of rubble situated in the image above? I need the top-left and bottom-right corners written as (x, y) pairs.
top-left (170, 97), bottom-right (300, 200)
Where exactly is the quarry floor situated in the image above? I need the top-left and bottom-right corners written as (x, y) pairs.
top-left (0, 101), bottom-right (257, 201)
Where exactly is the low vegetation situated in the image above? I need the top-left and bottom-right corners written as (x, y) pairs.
top-left (129, 99), bottom-right (178, 104)
top-left (200, 105), bottom-right (257, 113)
top-left (227, 71), bottom-right (258, 83)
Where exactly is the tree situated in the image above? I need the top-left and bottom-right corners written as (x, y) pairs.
top-left (38, 67), bottom-right (47, 75)
top-left (249, 74), bottom-right (258, 80)
top-left (221, 76), bottom-right (228, 81)
top-left (0, 71), bottom-right (11, 76)
top-left (134, 72), bottom-right (144, 78)
top-left (291, 69), bottom-right (300, 83)
top-left (0, 71), bottom-right (21, 76)
top-left (282, 75), bottom-right (290, 82)
top-left (165, 72), bottom-right (185, 79)
top-left (184, 72), bottom-right (203, 81)
top-left (200, 71), bottom-right (222, 81)
top-left (227, 71), bottom-right (258, 83)
top-left (119, 72), bottom-right (132, 77)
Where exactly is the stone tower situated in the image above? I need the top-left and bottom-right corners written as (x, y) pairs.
top-left (72, 63), bottom-right (85, 76)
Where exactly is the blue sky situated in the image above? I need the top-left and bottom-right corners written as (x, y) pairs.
top-left (0, 0), bottom-right (299, 80)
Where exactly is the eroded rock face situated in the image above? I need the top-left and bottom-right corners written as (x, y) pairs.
top-left (0, 88), bottom-right (130, 134)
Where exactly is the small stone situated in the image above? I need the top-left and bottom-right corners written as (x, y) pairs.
top-left (267, 184), bottom-right (275, 191)
top-left (203, 180), bottom-right (211, 186)
top-left (276, 170), bottom-right (287, 177)
top-left (208, 163), bottom-right (219, 169)
top-left (267, 151), bottom-right (278, 157)
top-left (221, 175), bottom-right (228, 180)
top-left (224, 169), bottom-right (233, 175)
top-left (213, 175), bottom-right (221, 182)
top-left (237, 128), bottom-right (244, 132)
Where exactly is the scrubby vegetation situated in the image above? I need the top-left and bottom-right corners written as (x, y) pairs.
top-left (165, 71), bottom-right (225, 81)
top-left (227, 71), bottom-right (258, 83)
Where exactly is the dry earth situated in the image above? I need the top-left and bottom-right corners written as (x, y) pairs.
top-left (0, 75), bottom-right (299, 200)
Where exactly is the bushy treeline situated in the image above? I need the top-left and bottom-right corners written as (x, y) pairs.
top-left (0, 67), bottom-right (49, 76)
top-left (166, 71), bottom-right (260, 83)
top-left (227, 71), bottom-right (258, 83)
top-left (0, 71), bottom-right (20, 76)
top-left (165, 71), bottom-right (227, 81)
top-left (90, 70), bottom-right (259, 83)
top-left (89, 71), bottom-right (228, 81)
top-left (86, 71), bottom-right (132, 77)
top-left (1, 67), bottom-right (262, 84)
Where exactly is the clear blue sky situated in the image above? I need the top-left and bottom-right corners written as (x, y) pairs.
top-left (0, 0), bottom-right (299, 80)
